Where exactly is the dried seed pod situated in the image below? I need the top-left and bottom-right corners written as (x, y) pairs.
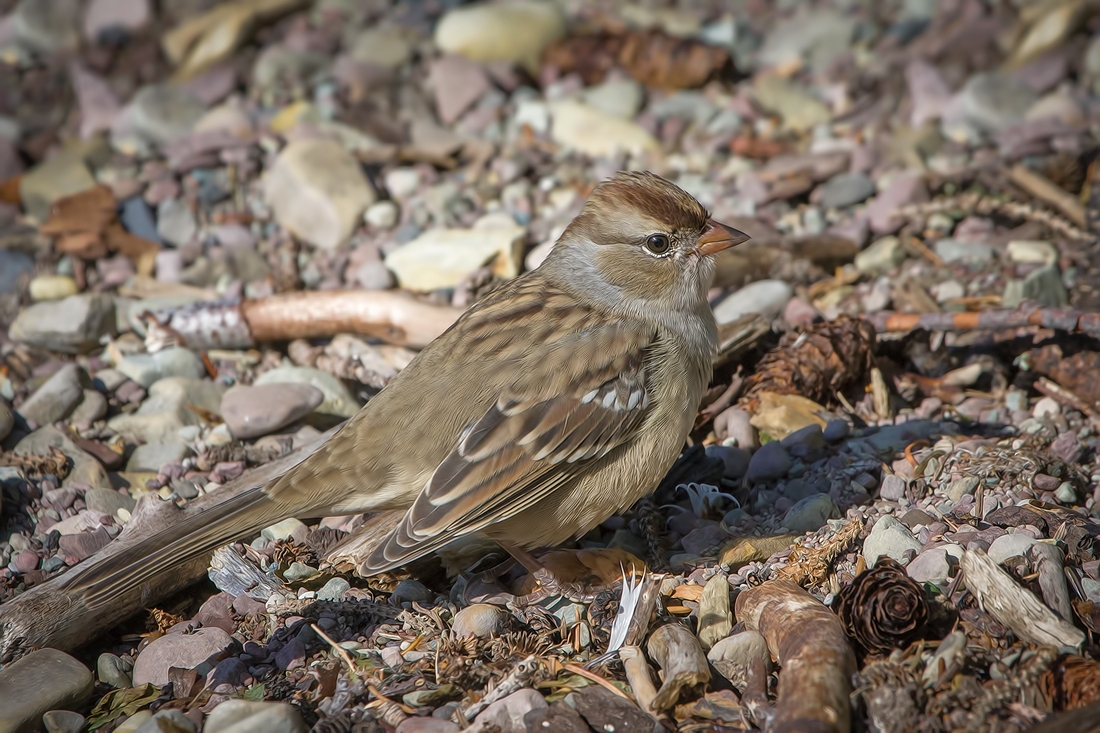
top-left (836, 558), bottom-right (929, 655)
top-left (738, 315), bottom-right (876, 413)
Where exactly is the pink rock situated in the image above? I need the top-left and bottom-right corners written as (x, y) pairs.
top-left (70, 63), bottom-right (122, 140)
top-left (220, 383), bottom-right (324, 439)
top-left (58, 527), bottom-right (111, 564)
top-left (905, 59), bottom-right (953, 127)
top-left (132, 627), bottom-right (234, 686)
top-left (396, 719), bottom-right (461, 733)
top-left (428, 55), bottom-right (491, 125)
top-left (83, 0), bottom-right (151, 42)
top-left (783, 297), bottom-right (820, 327)
top-left (13, 549), bottom-right (39, 573)
top-left (867, 171), bottom-right (927, 234)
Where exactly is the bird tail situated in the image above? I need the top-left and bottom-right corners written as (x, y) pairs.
top-left (64, 486), bottom-right (278, 609)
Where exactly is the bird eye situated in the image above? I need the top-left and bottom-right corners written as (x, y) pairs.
top-left (644, 233), bottom-right (672, 256)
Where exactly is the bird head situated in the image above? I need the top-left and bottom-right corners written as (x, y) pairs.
top-left (546, 171), bottom-right (750, 314)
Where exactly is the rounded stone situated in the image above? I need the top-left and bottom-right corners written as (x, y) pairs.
top-left (452, 604), bottom-right (510, 639)
top-left (745, 441), bottom-right (791, 483)
top-left (132, 627), bottom-right (234, 686)
top-left (29, 275), bottom-right (78, 302)
top-left (220, 383), bottom-right (324, 439)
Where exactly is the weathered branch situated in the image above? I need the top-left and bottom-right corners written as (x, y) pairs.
top-left (143, 290), bottom-right (464, 350)
top-left (0, 428), bottom-right (337, 660)
top-left (735, 579), bottom-right (856, 733)
top-left (960, 549), bottom-right (1084, 651)
top-left (645, 622), bottom-right (710, 712)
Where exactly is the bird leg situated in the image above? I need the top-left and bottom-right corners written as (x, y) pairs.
top-left (499, 543), bottom-right (601, 606)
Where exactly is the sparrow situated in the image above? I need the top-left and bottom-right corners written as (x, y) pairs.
top-left (69, 171), bottom-right (749, 607)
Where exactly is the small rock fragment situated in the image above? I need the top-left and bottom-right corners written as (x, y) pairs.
top-left (203, 700), bottom-right (308, 733)
top-left (220, 383), bottom-right (324, 439)
top-left (0, 649), bottom-right (93, 733)
top-left (132, 627), bottom-right (234, 687)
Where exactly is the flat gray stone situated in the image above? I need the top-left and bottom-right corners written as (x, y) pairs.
top-left (116, 348), bottom-right (206, 387)
top-left (9, 294), bottom-right (115, 354)
top-left (84, 487), bottom-right (136, 517)
top-left (204, 700), bottom-right (308, 733)
top-left (253, 366), bottom-right (359, 418)
top-left (863, 515), bottom-right (922, 565)
top-left (17, 363), bottom-right (86, 426)
top-left (14, 425), bottom-right (110, 489)
top-left (127, 441), bottom-right (189, 472)
top-left (107, 377), bottom-right (226, 444)
top-left (0, 648), bottom-right (93, 733)
top-left (220, 383), bottom-right (324, 439)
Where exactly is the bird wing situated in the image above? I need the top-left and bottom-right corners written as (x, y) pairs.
top-left (364, 315), bottom-right (657, 572)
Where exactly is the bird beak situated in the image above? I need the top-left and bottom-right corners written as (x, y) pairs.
top-left (695, 219), bottom-right (750, 256)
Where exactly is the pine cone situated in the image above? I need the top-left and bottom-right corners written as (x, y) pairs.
top-left (739, 315), bottom-right (875, 413)
top-left (1041, 654), bottom-right (1100, 710)
top-left (836, 558), bottom-right (929, 655)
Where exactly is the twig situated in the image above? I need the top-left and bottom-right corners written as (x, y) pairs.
top-left (646, 623), bottom-right (711, 711)
top-left (561, 663), bottom-right (634, 702)
top-left (312, 623), bottom-right (358, 679)
top-left (1008, 164), bottom-right (1087, 229)
top-left (865, 305), bottom-right (1100, 339)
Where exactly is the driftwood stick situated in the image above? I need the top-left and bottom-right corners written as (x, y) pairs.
top-left (145, 290), bottom-right (463, 350)
top-left (865, 306), bottom-right (1100, 340)
top-left (0, 428), bottom-right (337, 660)
top-left (960, 549), bottom-right (1084, 650)
top-left (619, 645), bottom-right (659, 713)
top-left (735, 579), bottom-right (857, 733)
top-left (645, 622), bottom-right (710, 712)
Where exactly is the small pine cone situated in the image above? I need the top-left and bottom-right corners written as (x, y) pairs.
top-left (1041, 654), bottom-right (1100, 710)
top-left (836, 558), bottom-right (929, 655)
top-left (739, 315), bottom-right (875, 412)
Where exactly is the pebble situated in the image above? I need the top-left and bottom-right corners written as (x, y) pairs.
top-left (987, 534), bottom-right (1038, 565)
top-left (384, 226), bottom-right (526, 292)
top-left (261, 518), bottom-right (307, 542)
top-left (97, 653), bottom-right (133, 688)
top-left (817, 172), bottom-right (875, 209)
top-left (390, 579), bottom-right (435, 606)
top-left (953, 72), bottom-right (1037, 134)
top-left (107, 377), bottom-right (226, 443)
top-left (434, 0), bottom-right (566, 72)
top-left (364, 200), bottom-right (399, 230)
top-left (1007, 240), bottom-right (1057, 266)
top-left (0, 250), bottom-right (35, 295)
top-left (706, 444), bottom-right (752, 480)
top-left (116, 348), bottom-right (206, 387)
top-left (317, 577), bottom-right (351, 602)
top-left (707, 630), bottom-right (772, 689)
top-left (220, 383), bottom-right (324, 439)
top-left (203, 700), bottom-right (308, 733)
top-left (127, 441), bottom-right (189, 472)
top-left (907, 545), bottom-right (961, 583)
top-left (582, 79), bottom-right (645, 120)
top-left (470, 689), bottom-right (548, 733)
top-left (746, 441), bottom-right (791, 482)
top-left (9, 294), bottom-right (116, 354)
top-left (28, 275), bottom-right (78, 302)
top-left (17, 363), bottom-right (86, 426)
top-left (129, 84), bottom-right (207, 146)
top-left (156, 198), bottom-right (198, 247)
top-left (253, 366), bottom-right (358, 418)
top-left (18, 148), bottom-right (98, 222)
top-left (42, 710), bottom-right (85, 733)
top-left (854, 236), bottom-right (906, 274)
top-left (263, 138), bottom-right (377, 251)
top-left (866, 173), bottom-right (927, 234)
top-left (879, 474), bottom-right (907, 502)
top-left (133, 709), bottom-right (196, 733)
top-left (1033, 397), bottom-right (1060, 420)
top-left (396, 719), bottom-right (461, 733)
top-left (934, 238), bottom-right (994, 264)
top-left (452, 603), bottom-right (510, 639)
top-left (0, 649), bottom-right (93, 733)
top-left (429, 55), bottom-right (492, 125)
top-left (823, 419), bottom-right (850, 442)
top-left (1021, 264), bottom-right (1069, 307)
top-left (753, 74), bottom-right (830, 132)
top-left (12, 0), bottom-right (79, 53)
top-left (115, 711), bottom-right (153, 733)
top-left (71, 389), bottom-right (108, 426)
top-left (549, 100), bottom-right (660, 157)
top-left (84, 487), bottom-right (137, 517)
top-left (83, 0), bottom-right (152, 43)
top-left (15, 425), bottom-right (110, 489)
top-left (783, 494), bottom-right (840, 533)
top-left (348, 27), bottom-right (412, 69)
top-left (1055, 482), bottom-right (1077, 504)
top-left (712, 280), bottom-right (793, 324)
top-left (863, 515), bottom-right (922, 565)
top-left (132, 627), bottom-right (234, 686)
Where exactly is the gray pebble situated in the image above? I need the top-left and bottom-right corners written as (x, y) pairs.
top-left (879, 474), bottom-right (907, 501)
top-left (783, 494), bottom-right (839, 533)
top-left (863, 516), bottom-right (922, 565)
top-left (317, 577), bottom-right (351, 602)
top-left (452, 603), bottom-right (510, 638)
top-left (823, 419), bottom-right (850, 442)
top-left (391, 579), bottom-right (434, 605)
top-left (746, 441), bottom-right (791, 482)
